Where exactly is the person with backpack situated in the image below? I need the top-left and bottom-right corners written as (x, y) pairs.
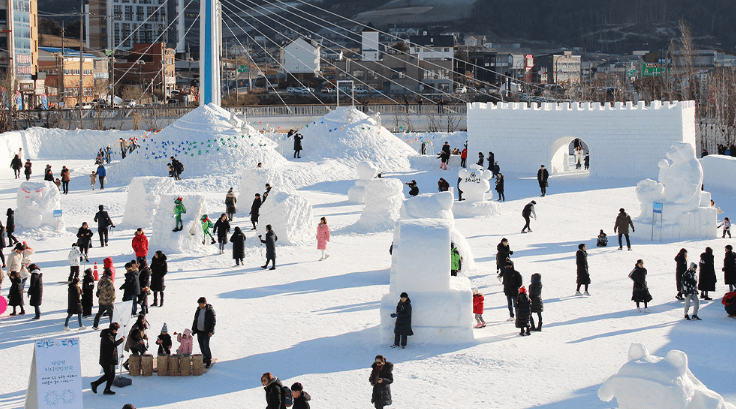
top-left (521, 200), bottom-right (536, 233)
top-left (516, 286), bottom-right (532, 336)
top-left (261, 372), bottom-right (287, 409)
top-left (724, 245), bottom-right (736, 292)
top-left (629, 259), bottom-right (652, 312)
top-left (699, 247), bottom-right (716, 300)
top-left (614, 208), bottom-right (635, 251)
top-left (369, 355), bottom-right (393, 409)
top-left (502, 260), bottom-right (523, 320)
top-left (250, 193), bottom-right (262, 230)
top-left (529, 273), bottom-right (543, 331)
top-left (682, 262), bottom-right (701, 320)
top-left (290, 382), bottom-right (311, 409)
top-left (94, 205), bottom-right (115, 247)
top-left (260, 225), bottom-right (278, 270)
top-left (225, 188), bottom-right (237, 222)
top-left (537, 165), bottom-right (549, 196)
top-left (390, 292), bottom-right (412, 349)
top-left (575, 244), bottom-right (590, 296)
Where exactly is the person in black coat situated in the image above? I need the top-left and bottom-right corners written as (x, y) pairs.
top-left (487, 151), bottom-right (495, 170)
top-left (699, 247), bottom-right (716, 300)
top-left (391, 292), bottom-right (412, 348)
top-left (91, 322), bottom-right (125, 395)
top-left (6, 208), bottom-right (18, 246)
top-left (476, 152), bottom-right (484, 167)
top-left (529, 273), bottom-right (543, 331)
top-left (291, 382), bottom-right (311, 409)
top-left (496, 238), bottom-right (512, 275)
top-left (576, 244), bottom-right (590, 295)
top-left (150, 251), bottom-right (167, 307)
top-left (724, 245), bottom-right (736, 292)
top-left (27, 265), bottom-right (43, 319)
top-left (250, 193), bottom-right (262, 230)
top-left (369, 355), bottom-right (393, 409)
top-left (156, 324), bottom-right (172, 355)
top-left (76, 222), bottom-right (94, 262)
top-left (213, 213), bottom-right (230, 254)
top-left (0, 221), bottom-right (5, 270)
top-left (230, 227), bottom-right (246, 265)
top-left (404, 180), bottom-right (419, 196)
top-left (10, 154), bottom-right (22, 178)
top-left (192, 297), bottom-right (216, 367)
top-left (23, 159), bottom-right (32, 180)
top-left (260, 225), bottom-right (278, 270)
top-left (8, 271), bottom-right (25, 315)
top-left (120, 262), bottom-right (141, 315)
top-left (263, 183), bottom-right (272, 203)
top-left (138, 262), bottom-right (151, 315)
top-left (495, 173), bottom-right (505, 201)
top-left (293, 133), bottom-right (303, 158)
top-left (503, 262), bottom-right (522, 319)
top-left (629, 259), bottom-right (652, 311)
top-left (675, 248), bottom-right (688, 300)
top-left (93, 205), bottom-right (115, 247)
top-left (82, 268), bottom-right (95, 317)
top-left (261, 372), bottom-right (284, 409)
top-left (516, 287), bottom-right (532, 336)
top-left (44, 165), bottom-right (54, 181)
top-left (64, 278), bottom-right (84, 330)
top-left (537, 165), bottom-right (549, 196)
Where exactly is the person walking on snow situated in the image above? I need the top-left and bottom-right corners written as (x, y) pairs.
top-left (94, 205), bottom-right (114, 247)
top-left (150, 251), bottom-right (167, 307)
top-left (92, 268), bottom-right (115, 329)
top-left (27, 264), bottom-right (43, 319)
top-left (68, 243), bottom-right (82, 282)
top-left (472, 288), bottom-right (485, 328)
top-left (60, 166), bottom-right (70, 194)
top-left (23, 159), bottom-right (32, 180)
top-left (90, 171), bottom-right (96, 190)
top-left (64, 278), bottom-right (85, 330)
top-left (724, 245), bottom-right (736, 292)
top-left (450, 242), bottom-right (462, 276)
top-left (683, 262), bottom-right (701, 320)
top-left (249, 194), bottom-right (261, 230)
top-left (82, 268), bottom-right (95, 317)
top-left (576, 244), bottom-right (590, 296)
top-left (629, 259), bottom-right (652, 312)
top-left (293, 133), bottom-right (304, 158)
top-left (317, 217), bottom-right (330, 261)
top-left (192, 297), bottom-right (216, 368)
top-left (96, 163), bottom-right (106, 189)
top-left (502, 260), bottom-right (523, 320)
top-left (460, 146), bottom-right (468, 168)
top-left (516, 286), bottom-right (532, 336)
top-left (260, 225), bottom-right (278, 270)
top-left (90, 322), bottom-right (125, 395)
top-left (495, 173), bottom-right (505, 201)
top-left (225, 188), bottom-right (237, 222)
top-left (44, 164), bottom-right (53, 181)
top-left (200, 215), bottom-right (215, 244)
top-left (614, 208), bottom-right (635, 250)
top-left (529, 273), bottom-right (543, 331)
top-left (6, 208), bottom-right (17, 246)
top-left (76, 223), bottom-right (93, 262)
top-left (132, 228), bottom-right (149, 265)
top-left (699, 247), bottom-right (716, 300)
top-left (675, 248), bottom-right (688, 301)
top-left (10, 154), bottom-right (22, 179)
top-left (391, 292), bottom-right (412, 348)
top-left (230, 227), bottom-right (246, 266)
top-left (172, 197), bottom-right (186, 232)
top-left (213, 213), bottom-right (230, 254)
top-left (521, 200), bottom-right (536, 233)
top-left (369, 355), bottom-right (393, 409)
top-left (537, 165), bottom-right (549, 196)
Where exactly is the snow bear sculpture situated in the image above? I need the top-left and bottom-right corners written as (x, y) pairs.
top-left (347, 161), bottom-right (378, 203)
top-left (15, 181), bottom-right (64, 229)
top-left (598, 343), bottom-right (735, 409)
top-left (454, 165), bottom-right (501, 218)
top-left (636, 143), bottom-right (716, 239)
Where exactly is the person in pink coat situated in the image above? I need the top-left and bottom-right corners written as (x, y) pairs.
top-left (317, 216), bottom-right (330, 261)
top-left (175, 328), bottom-right (194, 355)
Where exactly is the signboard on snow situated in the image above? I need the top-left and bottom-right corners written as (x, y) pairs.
top-left (53, 210), bottom-right (62, 217)
top-left (24, 338), bottom-right (83, 409)
top-left (653, 202), bottom-right (663, 214)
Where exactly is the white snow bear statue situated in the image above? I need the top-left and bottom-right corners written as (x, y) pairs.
top-left (15, 181), bottom-right (64, 229)
top-left (599, 343), bottom-right (735, 409)
top-left (453, 165), bottom-right (501, 218)
top-left (635, 143), bottom-right (716, 239)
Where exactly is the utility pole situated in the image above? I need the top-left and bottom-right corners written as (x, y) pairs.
top-left (61, 21), bottom-right (65, 106)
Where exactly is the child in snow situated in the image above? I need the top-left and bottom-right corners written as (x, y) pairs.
top-left (515, 286), bottom-right (532, 336)
top-left (683, 262), bottom-right (701, 321)
top-left (90, 171), bottom-right (96, 190)
top-left (156, 323), bottom-right (172, 355)
top-left (450, 243), bottom-right (461, 277)
top-left (290, 382), bottom-right (312, 409)
top-left (597, 230), bottom-right (608, 247)
top-left (200, 215), bottom-right (215, 245)
top-left (390, 292), bottom-right (412, 348)
top-left (173, 197), bottom-right (186, 232)
top-left (167, 163), bottom-right (174, 178)
top-left (175, 328), bottom-right (193, 355)
top-left (529, 273), bottom-right (543, 331)
top-left (54, 178), bottom-right (61, 190)
top-left (472, 288), bottom-right (485, 328)
top-left (718, 217), bottom-right (731, 238)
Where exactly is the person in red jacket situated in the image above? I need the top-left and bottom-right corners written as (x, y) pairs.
top-left (472, 287), bottom-right (485, 328)
top-left (132, 228), bottom-right (149, 265)
top-left (460, 145), bottom-right (468, 168)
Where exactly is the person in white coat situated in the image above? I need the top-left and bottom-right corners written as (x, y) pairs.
top-left (19, 243), bottom-right (34, 290)
top-left (68, 243), bottom-right (82, 282)
top-left (574, 147), bottom-right (583, 170)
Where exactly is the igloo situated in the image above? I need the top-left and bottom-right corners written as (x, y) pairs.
top-left (635, 143), bottom-right (717, 239)
top-left (454, 165), bottom-right (502, 218)
top-left (149, 194), bottom-right (210, 254)
top-left (255, 189), bottom-right (315, 245)
top-left (15, 181), bottom-right (64, 230)
top-left (347, 162), bottom-right (378, 204)
top-left (380, 192), bottom-right (474, 344)
top-left (350, 178), bottom-right (405, 232)
top-left (599, 343), bottom-right (735, 409)
top-left (121, 176), bottom-right (175, 228)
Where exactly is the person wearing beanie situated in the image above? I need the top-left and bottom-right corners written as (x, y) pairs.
top-left (291, 382), bottom-right (312, 409)
top-left (390, 292), bottom-right (412, 348)
top-left (192, 297), bottom-right (216, 367)
top-left (682, 262), bottom-right (701, 320)
top-left (614, 208), bottom-right (635, 251)
top-left (68, 243), bottom-right (82, 282)
top-left (27, 264), bottom-right (43, 319)
top-left (529, 273), bottom-right (544, 331)
top-left (521, 200), bottom-right (536, 233)
top-left (576, 244), bottom-right (590, 296)
top-left (515, 286), bottom-right (532, 336)
top-left (156, 323), bottom-right (172, 355)
top-left (472, 288), bottom-right (485, 328)
top-left (537, 164), bottom-right (549, 196)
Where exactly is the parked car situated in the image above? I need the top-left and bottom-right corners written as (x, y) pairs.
top-left (354, 87), bottom-right (369, 94)
top-left (74, 103), bottom-right (93, 109)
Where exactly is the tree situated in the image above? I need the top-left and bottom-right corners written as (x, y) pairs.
top-left (39, 17), bottom-right (63, 36)
top-left (65, 20), bottom-right (81, 39)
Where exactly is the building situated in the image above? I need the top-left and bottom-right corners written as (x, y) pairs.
top-left (670, 49), bottom-right (736, 74)
top-left (455, 46), bottom-right (497, 86)
top-left (334, 53), bottom-right (453, 94)
top-left (536, 51), bottom-right (581, 85)
top-left (361, 25), bottom-right (380, 62)
top-left (0, 0), bottom-right (39, 108)
top-left (114, 42), bottom-right (176, 99)
top-left (408, 34), bottom-right (454, 61)
top-left (38, 47), bottom-right (106, 107)
top-left (279, 38), bottom-right (320, 76)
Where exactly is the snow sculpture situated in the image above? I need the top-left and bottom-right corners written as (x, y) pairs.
top-left (150, 194), bottom-right (210, 254)
top-left (351, 178), bottom-right (404, 232)
top-left (454, 165), bottom-right (501, 218)
top-left (255, 189), bottom-right (315, 245)
top-left (599, 343), bottom-right (736, 409)
top-left (347, 161), bottom-right (378, 203)
top-left (238, 167), bottom-right (293, 207)
top-left (636, 143), bottom-right (717, 239)
top-left (380, 192), bottom-right (474, 344)
top-left (122, 177), bottom-right (175, 228)
top-left (15, 181), bottom-right (63, 229)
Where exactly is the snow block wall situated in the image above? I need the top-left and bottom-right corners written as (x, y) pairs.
top-left (467, 101), bottom-right (697, 178)
top-left (121, 177), bottom-right (175, 228)
top-left (599, 343), bottom-right (736, 409)
top-left (347, 161), bottom-right (378, 203)
top-left (381, 191), bottom-right (474, 344)
top-left (700, 155), bottom-right (736, 191)
top-left (238, 167), bottom-right (294, 208)
top-left (150, 194), bottom-right (210, 254)
top-left (350, 178), bottom-right (404, 233)
top-left (15, 181), bottom-right (63, 229)
top-left (255, 189), bottom-right (315, 246)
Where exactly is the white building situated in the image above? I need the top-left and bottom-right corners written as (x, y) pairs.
top-left (362, 26), bottom-right (380, 62)
top-left (408, 34), bottom-right (454, 61)
top-left (279, 38), bottom-right (320, 75)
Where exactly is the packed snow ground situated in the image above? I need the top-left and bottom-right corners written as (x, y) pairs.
top-left (0, 143), bottom-right (735, 408)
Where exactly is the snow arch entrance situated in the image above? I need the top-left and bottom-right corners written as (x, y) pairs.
top-left (550, 137), bottom-right (590, 174)
top-left (467, 101), bottom-right (696, 179)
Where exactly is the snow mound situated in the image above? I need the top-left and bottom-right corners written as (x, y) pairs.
top-left (255, 189), bottom-right (315, 246)
top-left (15, 181), bottom-right (64, 230)
top-left (238, 167), bottom-right (294, 209)
top-left (700, 155), bottom-right (736, 191)
top-left (347, 161), bottom-right (378, 203)
top-left (107, 104), bottom-right (287, 186)
top-left (350, 178), bottom-right (404, 233)
top-left (454, 165), bottom-right (501, 218)
top-left (122, 177), bottom-right (175, 229)
top-left (286, 107), bottom-right (418, 171)
top-left (599, 343), bottom-right (736, 409)
top-left (636, 143), bottom-right (717, 239)
top-left (150, 194), bottom-right (211, 254)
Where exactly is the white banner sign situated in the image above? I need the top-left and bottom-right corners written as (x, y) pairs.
top-left (24, 338), bottom-right (83, 409)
